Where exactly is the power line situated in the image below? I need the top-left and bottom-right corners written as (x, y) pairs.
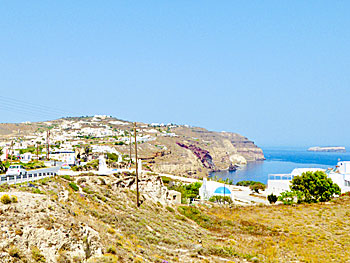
top-left (0, 95), bottom-right (78, 116)
top-left (0, 95), bottom-right (82, 120)
top-left (0, 104), bottom-right (56, 119)
top-left (0, 101), bottom-right (59, 117)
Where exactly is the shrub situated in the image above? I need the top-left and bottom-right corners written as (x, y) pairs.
top-left (15, 228), bottom-right (23, 236)
top-left (61, 175), bottom-right (73, 181)
top-left (290, 171), bottom-right (341, 203)
top-left (165, 206), bottom-right (175, 213)
top-left (32, 188), bottom-right (44, 194)
top-left (1, 194), bottom-right (12, 204)
top-left (278, 191), bottom-right (303, 205)
top-left (82, 187), bottom-right (94, 194)
top-left (161, 176), bottom-right (171, 185)
top-left (267, 193), bottom-right (278, 204)
top-left (11, 195), bottom-right (18, 203)
top-left (177, 206), bottom-right (213, 229)
top-left (31, 246), bottom-right (46, 262)
top-left (169, 182), bottom-right (202, 204)
top-left (209, 195), bottom-right (233, 204)
top-left (250, 183), bottom-right (266, 193)
top-left (77, 178), bottom-right (87, 184)
top-left (107, 153), bottom-right (119, 161)
top-left (9, 246), bottom-right (21, 258)
top-left (106, 245), bottom-right (117, 255)
top-left (107, 228), bottom-right (116, 234)
top-left (236, 181), bottom-right (262, 187)
top-left (69, 182), bottom-right (79, 191)
top-left (98, 177), bottom-right (106, 185)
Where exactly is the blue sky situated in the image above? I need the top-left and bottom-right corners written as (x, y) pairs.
top-left (0, 1), bottom-right (349, 147)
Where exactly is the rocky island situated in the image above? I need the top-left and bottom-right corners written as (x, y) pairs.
top-left (307, 146), bottom-right (346, 153)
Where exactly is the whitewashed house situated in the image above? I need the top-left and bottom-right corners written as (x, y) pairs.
top-left (50, 150), bottom-right (76, 165)
top-left (267, 162), bottom-right (350, 194)
top-left (199, 178), bottom-right (234, 201)
top-left (327, 161), bottom-right (350, 193)
top-left (267, 168), bottom-right (325, 194)
top-left (20, 152), bottom-right (33, 163)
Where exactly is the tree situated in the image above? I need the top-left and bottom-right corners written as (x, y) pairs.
top-left (290, 171), bottom-right (340, 203)
top-left (250, 183), bottom-right (266, 193)
top-left (267, 193), bottom-right (278, 204)
top-left (278, 190), bottom-right (304, 205)
top-left (0, 147), bottom-right (6, 174)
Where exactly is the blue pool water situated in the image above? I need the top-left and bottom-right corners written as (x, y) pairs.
top-left (210, 147), bottom-right (350, 184)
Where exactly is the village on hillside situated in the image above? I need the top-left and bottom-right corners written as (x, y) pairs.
top-left (0, 115), bottom-right (178, 167)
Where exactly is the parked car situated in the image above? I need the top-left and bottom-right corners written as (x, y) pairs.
top-left (6, 165), bottom-right (27, 176)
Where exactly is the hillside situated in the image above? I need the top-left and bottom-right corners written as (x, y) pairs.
top-left (0, 174), bottom-right (349, 262)
top-left (0, 116), bottom-right (264, 178)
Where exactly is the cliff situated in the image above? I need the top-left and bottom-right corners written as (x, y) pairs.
top-left (0, 117), bottom-right (264, 179)
top-left (140, 126), bottom-right (264, 178)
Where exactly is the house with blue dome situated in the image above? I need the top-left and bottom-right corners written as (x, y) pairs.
top-left (199, 178), bottom-right (234, 201)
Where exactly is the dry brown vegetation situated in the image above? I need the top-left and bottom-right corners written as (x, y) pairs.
top-left (1, 175), bottom-right (350, 262)
top-left (184, 198), bottom-right (350, 262)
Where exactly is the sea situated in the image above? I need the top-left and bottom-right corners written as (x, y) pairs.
top-left (210, 147), bottom-right (350, 184)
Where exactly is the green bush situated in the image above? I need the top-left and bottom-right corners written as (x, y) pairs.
top-left (209, 195), bottom-right (233, 204)
top-left (61, 175), bottom-right (74, 181)
top-left (11, 195), bottom-right (18, 203)
top-left (177, 206), bottom-right (213, 229)
top-left (169, 182), bottom-right (202, 204)
top-left (9, 246), bottom-right (21, 258)
top-left (1, 194), bottom-right (12, 204)
top-left (107, 153), bottom-right (119, 161)
top-left (106, 245), bottom-right (117, 255)
top-left (165, 206), bottom-right (175, 213)
top-left (161, 176), bottom-right (171, 185)
top-left (290, 171), bottom-right (341, 203)
top-left (250, 183), bottom-right (266, 193)
top-left (69, 182), bottom-right (79, 191)
top-left (267, 193), bottom-right (278, 204)
top-left (31, 246), bottom-right (46, 262)
top-left (82, 187), bottom-right (94, 194)
top-left (278, 191), bottom-right (303, 205)
top-left (236, 181), bottom-right (262, 187)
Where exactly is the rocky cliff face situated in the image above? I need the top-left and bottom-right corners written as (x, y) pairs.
top-left (142, 127), bottom-right (264, 178)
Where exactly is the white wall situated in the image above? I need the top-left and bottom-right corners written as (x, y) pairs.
top-left (266, 180), bottom-right (291, 195)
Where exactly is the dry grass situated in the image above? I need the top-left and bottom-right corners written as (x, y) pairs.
top-left (4, 175), bottom-right (350, 262)
top-left (188, 197), bottom-right (350, 262)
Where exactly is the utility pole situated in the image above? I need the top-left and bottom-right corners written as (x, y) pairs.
top-left (134, 122), bottom-right (140, 207)
top-left (36, 144), bottom-right (39, 161)
top-left (129, 129), bottom-right (132, 167)
top-left (10, 140), bottom-right (14, 160)
top-left (46, 130), bottom-right (50, 160)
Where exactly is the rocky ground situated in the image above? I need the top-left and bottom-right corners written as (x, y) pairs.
top-left (0, 174), bottom-right (244, 263)
top-left (0, 174), bottom-right (349, 263)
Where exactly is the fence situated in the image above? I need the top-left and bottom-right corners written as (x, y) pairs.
top-left (0, 171), bottom-right (57, 185)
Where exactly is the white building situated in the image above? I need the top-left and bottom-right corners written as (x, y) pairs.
top-left (50, 151), bottom-right (76, 165)
top-left (327, 161), bottom-right (350, 193)
top-left (20, 152), bottom-right (33, 163)
top-left (267, 168), bottom-right (325, 194)
top-left (199, 178), bottom-right (234, 201)
top-left (267, 162), bottom-right (350, 194)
